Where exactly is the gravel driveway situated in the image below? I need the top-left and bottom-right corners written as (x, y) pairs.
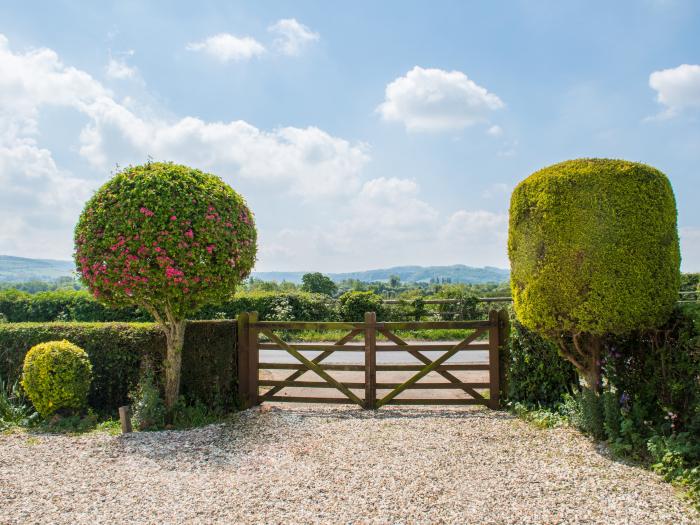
top-left (1, 405), bottom-right (698, 525)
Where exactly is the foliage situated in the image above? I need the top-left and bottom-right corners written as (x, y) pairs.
top-left (509, 158), bottom-right (681, 389)
top-left (21, 340), bottom-right (93, 417)
top-left (74, 161), bottom-right (257, 410)
top-left (130, 369), bottom-right (165, 431)
top-left (74, 162), bottom-right (257, 315)
top-left (505, 319), bottom-right (579, 407)
top-left (0, 320), bottom-right (236, 413)
top-left (648, 431), bottom-right (700, 509)
top-left (301, 272), bottom-right (338, 296)
top-left (337, 291), bottom-right (385, 321)
top-left (0, 374), bottom-right (37, 429)
top-left (507, 304), bottom-right (700, 508)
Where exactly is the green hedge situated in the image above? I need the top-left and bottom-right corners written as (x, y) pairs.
top-left (0, 321), bottom-right (236, 413)
top-left (0, 289), bottom-right (337, 323)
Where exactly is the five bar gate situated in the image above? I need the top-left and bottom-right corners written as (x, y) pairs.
top-left (237, 310), bottom-right (509, 410)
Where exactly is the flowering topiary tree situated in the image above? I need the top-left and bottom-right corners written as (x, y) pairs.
top-left (74, 162), bottom-right (257, 410)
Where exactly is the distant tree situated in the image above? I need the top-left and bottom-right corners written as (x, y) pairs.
top-left (75, 162), bottom-right (257, 411)
top-left (301, 272), bottom-right (337, 296)
top-left (509, 159), bottom-right (680, 393)
top-left (388, 274), bottom-right (401, 288)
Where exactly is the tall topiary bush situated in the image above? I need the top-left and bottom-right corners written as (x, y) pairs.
top-left (74, 162), bottom-right (257, 410)
top-left (508, 158), bottom-right (680, 392)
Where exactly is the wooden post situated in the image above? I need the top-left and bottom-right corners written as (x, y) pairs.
top-left (237, 312), bottom-right (250, 408)
top-left (118, 405), bottom-right (132, 434)
top-left (497, 309), bottom-right (510, 404)
top-left (364, 311), bottom-right (377, 409)
top-left (488, 310), bottom-right (501, 409)
top-left (248, 311), bottom-right (259, 406)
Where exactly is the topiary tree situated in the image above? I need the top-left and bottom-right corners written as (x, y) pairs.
top-left (508, 158), bottom-right (680, 392)
top-left (22, 340), bottom-right (93, 417)
top-left (74, 162), bottom-right (257, 410)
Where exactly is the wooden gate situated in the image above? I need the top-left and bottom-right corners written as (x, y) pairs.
top-left (237, 310), bottom-right (508, 409)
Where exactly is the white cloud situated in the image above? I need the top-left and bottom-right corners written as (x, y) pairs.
top-left (259, 176), bottom-right (509, 271)
top-left (105, 51), bottom-right (137, 79)
top-left (0, 33), bottom-right (370, 260)
top-left (487, 124), bottom-right (503, 136)
top-left (268, 18), bottom-right (319, 56)
top-left (377, 66), bottom-right (504, 132)
top-left (680, 227), bottom-right (700, 272)
top-left (649, 64), bottom-right (700, 117)
top-left (186, 33), bottom-right (266, 62)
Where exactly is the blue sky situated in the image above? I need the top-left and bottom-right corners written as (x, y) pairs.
top-left (1, 0), bottom-right (699, 271)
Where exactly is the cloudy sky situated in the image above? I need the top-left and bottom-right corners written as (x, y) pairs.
top-left (1, 1), bottom-right (699, 272)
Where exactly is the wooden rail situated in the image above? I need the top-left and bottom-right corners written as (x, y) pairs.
top-left (237, 310), bottom-right (509, 410)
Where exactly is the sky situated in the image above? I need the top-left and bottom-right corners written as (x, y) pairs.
top-left (0, 0), bottom-right (699, 272)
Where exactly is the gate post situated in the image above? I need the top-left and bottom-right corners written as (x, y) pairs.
top-left (237, 312), bottom-right (251, 408)
top-left (364, 311), bottom-right (377, 409)
top-left (488, 310), bottom-right (501, 409)
top-left (497, 309), bottom-right (510, 406)
top-left (248, 311), bottom-right (259, 406)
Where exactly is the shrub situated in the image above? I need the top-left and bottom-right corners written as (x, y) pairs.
top-left (509, 158), bottom-right (680, 390)
top-left (505, 319), bottom-right (578, 407)
top-left (0, 374), bottom-right (37, 428)
top-left (21, 340), bottom-right (93, 417)
top-left (338, 291), bottom-right (384, 321)
top-left (130, 369), bottom-right (165, 431)
top-left (74, 162), bottom-right (256, 410)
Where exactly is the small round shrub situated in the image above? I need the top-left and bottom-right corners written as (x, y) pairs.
top-left (21, 340), bottom-right (93, 417)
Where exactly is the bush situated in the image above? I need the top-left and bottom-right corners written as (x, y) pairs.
top-left (509, 158), bottom-right (680, 389)
top-left (130, 369), bottom-right (165, 431)
top-left (21, 340), bottom-right (93, 417)
top-left (505, 319), bottom-right (578, 407)
top-left (0, 320), bottom-right (237, 413)
top-left (338, 291), bottom-right (385, 321)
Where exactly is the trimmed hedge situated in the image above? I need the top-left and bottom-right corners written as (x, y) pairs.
top-left (0, 321), bottom-right (236, 413)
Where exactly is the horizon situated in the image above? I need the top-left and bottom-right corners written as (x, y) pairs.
top-left (1, 2), bottom-right (699, 272)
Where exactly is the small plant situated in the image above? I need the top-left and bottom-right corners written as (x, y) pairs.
top-left (0, 374), bottom-right (37, 429)
top-left (130, 369), bottom-right (165, 431)
top-left (172, 397), bottom-right (223, 429)
top-left (21, 340), bottom-right (92, 418)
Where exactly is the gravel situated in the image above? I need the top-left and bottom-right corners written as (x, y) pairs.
top-left (1, 405), bottom-right (698, 524)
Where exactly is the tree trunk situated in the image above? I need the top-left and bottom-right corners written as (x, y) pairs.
top-left (163, 320), bottom-right (186, 412)
top-left (582, 335), bottom-right (602, 394)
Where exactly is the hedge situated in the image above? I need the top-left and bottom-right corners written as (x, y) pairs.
top-left (0, 289), bottom-right (336, 323)
top-left (0, 321), bottom-right (236, 413)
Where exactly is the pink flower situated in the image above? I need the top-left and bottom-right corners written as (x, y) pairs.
top-left (165, 266), bottom-right (184, 279)
top-left (155, 247), bottom-right (162, 253)
top-left (184, 229), bottom-right (194, 239)
top-left (139, 207), bottom-right (155, 217)
top-left (170, 215), bottom-right (177, 221)
top-left (206, 244), bottom-right (215, 254)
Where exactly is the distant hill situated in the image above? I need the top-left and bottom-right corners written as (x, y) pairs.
top-left (0, 255), bottom-right (74, 282)
top-left (0, 255), bottom-right (509, 285)
top-left (254, 265), bottom-right (509, 284)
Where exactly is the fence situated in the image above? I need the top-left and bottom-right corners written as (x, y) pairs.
top-left (237, 309), bottom-right (509, 409)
